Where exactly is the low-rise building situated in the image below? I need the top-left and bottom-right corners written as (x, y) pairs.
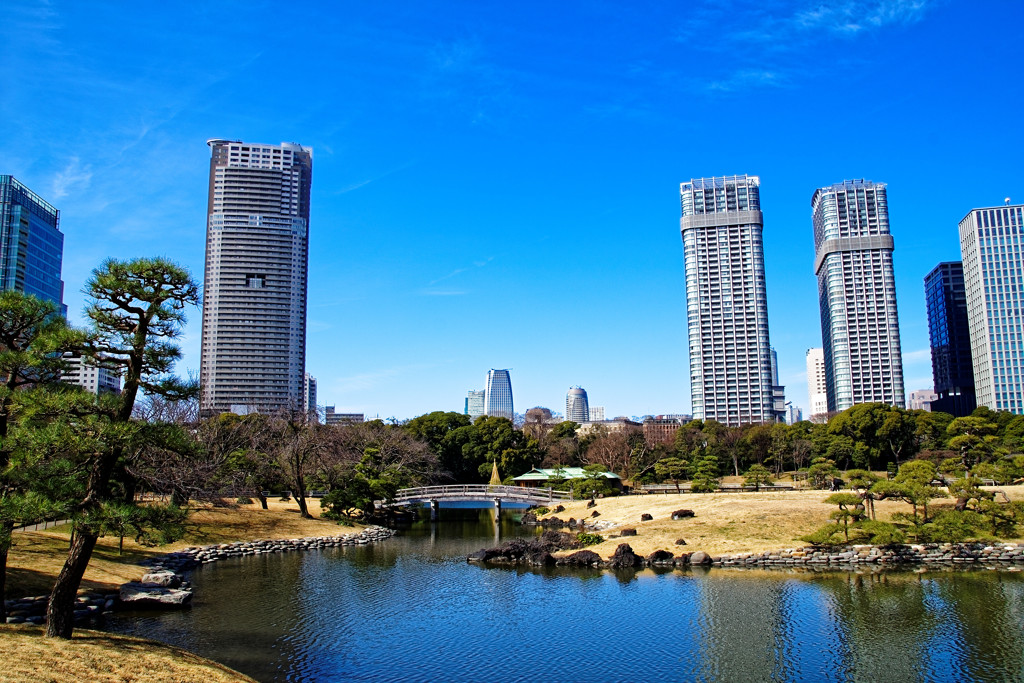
top-left (512, 467), bottom-right (622, 491)
top-left (324, 407), bottom-right (364, 425)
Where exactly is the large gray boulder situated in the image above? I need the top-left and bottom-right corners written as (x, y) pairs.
top-left (689, 551), bottom-right (712, 565)
top-left (140, 570), bottom-right (181, 588)
top-left (118, 582), bottom-right (193, 609)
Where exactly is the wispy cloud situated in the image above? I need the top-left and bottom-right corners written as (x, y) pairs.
top-left (423, 37), bottom-right (513, 125)
top-left (335, 161), bottom-right (417, 195)
top-left (429, 256), bottom-right (493, 285)
top-left (50, 157), bottom-right (93, 199)
top-left (708, 70), bottom-right (785, 93)
top-left (903, 348), bottom-right (932, 364)
top-left (794, 0), bottom-right (929, 34)
top-left (687, 0), bottom-right (933, 93)
top-left (333, 364), bottom-right (434, 393)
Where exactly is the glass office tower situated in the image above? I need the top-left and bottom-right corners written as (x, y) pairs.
top-left (484, 369), bottom-right (514, 420)
top-left (680, 175), bottom-right (774, 426)
top-left (0, 175), bottom-right (65, 314)
top-left (958, 203), bottom-right (1024, 413)
top-left (924, 262), bottom-right (975, 416)
top-left (565, 387), bottom-right (590, 423)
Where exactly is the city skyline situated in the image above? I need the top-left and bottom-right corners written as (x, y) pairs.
top-left (4, 2), bottom-right (1023, 420)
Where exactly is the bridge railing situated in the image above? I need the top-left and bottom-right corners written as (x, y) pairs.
top-left (388, 484), bottom-right (572, 505)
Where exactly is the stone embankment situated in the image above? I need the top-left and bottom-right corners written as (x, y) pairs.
top-left (4, 592), bottom-right (116, 626)
top-left (712, 542), bottom-right (1024, 568)
top-left (4, 526), bottom-right (395, 625)
top-left (469, 540), bottom-right (1024, 572)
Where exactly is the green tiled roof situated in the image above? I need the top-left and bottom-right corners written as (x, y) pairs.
top-left (513, 467), bottom-right (620, 481)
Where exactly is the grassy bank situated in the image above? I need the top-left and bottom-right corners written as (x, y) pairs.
top-left (0, 626), bottom-right (257, 682)
top-left (6, 497), bottom-right (353, 599)
top-left (541, 484), bottom-right (1024, 558)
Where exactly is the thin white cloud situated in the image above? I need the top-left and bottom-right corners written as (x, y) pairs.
top-left (335, 161), bottom-right (416, 195)
top-left (689, 0), bottom-right (933, 93)
top-left (50, 157), bottom-right (92, 199)
top-left (332, 363), bottom-right (434, 393)
top-left (903, 348), bottom-right (932, 364)
top-left (708, 70), bottom-right (784, 92)
top-left (795, 0), bottom-right (929, 34)
top-left (429, 256), bottom-right (493, 285)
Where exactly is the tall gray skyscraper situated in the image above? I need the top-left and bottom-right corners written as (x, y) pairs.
top-left (958, 202), bottom-right (1024, 413)
top-left (200, 139), bottom-right (312, 416)
top-left (565, 387), bottom-right (590, 423)
top-left (812, 179), bottom-right (904, 412)
top-left (680, 175), bottom-right (774, 426)
top-left (484, 369), bottom-right (514, 420)
top-left (0, 175), bottom-right (65, 314)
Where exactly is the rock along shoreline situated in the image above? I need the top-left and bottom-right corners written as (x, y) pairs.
top-left (469, 538), bottom-right (1024, 572)
top-left (4, 526), bottom-right (395, 626)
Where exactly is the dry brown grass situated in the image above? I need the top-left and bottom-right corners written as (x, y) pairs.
top-left (549, 484), bottom-right (1024, 557)
top-left (6, 497), bottom-right (356, 599)
top-left (0, 626), bottom-right (256, 682)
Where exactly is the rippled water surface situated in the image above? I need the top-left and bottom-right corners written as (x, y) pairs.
top-left (110, 510), bottom-right (1024, 682)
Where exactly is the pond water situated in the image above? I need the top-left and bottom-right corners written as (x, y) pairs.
top-left (109, 509), bottom-right (1024, 682)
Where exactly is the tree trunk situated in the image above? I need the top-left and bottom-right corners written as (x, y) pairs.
top-left (256, 492), bottom-right (268, 510)
top-left (46, 529), bottom-right (98, 638)
top-left (295, 490), bottom-right (310, 518)
top-left (0, 521), bottom-right (11, 622)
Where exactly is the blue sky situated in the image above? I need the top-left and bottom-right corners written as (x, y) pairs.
top-left (3, 1), bottom-right (1023, 421)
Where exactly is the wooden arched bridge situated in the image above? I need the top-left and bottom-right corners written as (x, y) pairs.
top-left (384, 485), bottom-right (573, 519)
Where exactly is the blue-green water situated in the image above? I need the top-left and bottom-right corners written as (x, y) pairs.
top-left (110, 510), bottom-right (1024, 682)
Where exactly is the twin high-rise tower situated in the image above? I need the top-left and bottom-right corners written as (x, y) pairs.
top-left (680, 175), bottom-right (774, 426)
top-left (812, 180), bottom-right (904, 412)
top-left (681, 176), bottom-right (905, 424)
top-left (199, 139), bottom-right (312, 416)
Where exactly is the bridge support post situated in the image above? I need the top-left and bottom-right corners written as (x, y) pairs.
top-left (430, 499), bottom-right (439, 521)
top-left (493, 498), bottom-right (501, 516)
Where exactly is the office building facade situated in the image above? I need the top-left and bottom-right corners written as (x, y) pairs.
top-left (303, 372), bottom-right (318, 421)
top-left (812, 180), bottom-right (904, 412)
top-left (588, 406), bottom-right (605, 422)
top-left (680, 175), bottom-right (774, 426)
top-left (62, 353), bottom-right (121, 395)
top-left (958, 203), bottom-right (1024, 413)
top-left (565, 387), bottom-right (590, 423)
top-left (484, 369), bottom-right (514, 420)
top-left (909, 389), bottom-right (938, 411)
top-left (806, 347), bottom-right (828, 420)
top-left (465, 389), bottom-right (485, 419)
top-left (199, 140), bottom-right (312, 416)
top-left (0, 176), bottom-right (65, 313)
top-left (924, 262), bottom-right (976, 416)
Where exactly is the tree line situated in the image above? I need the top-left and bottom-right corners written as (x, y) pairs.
top-left (5, 256), bottom-right (1024, 638)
